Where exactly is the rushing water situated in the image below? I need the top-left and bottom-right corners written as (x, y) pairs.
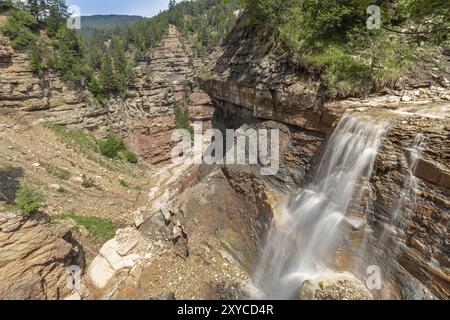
top-left (253, 116), bottom-right (387, 299)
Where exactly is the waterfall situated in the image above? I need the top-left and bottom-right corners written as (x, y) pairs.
top-left (252, 116), bottom-right (387, 299)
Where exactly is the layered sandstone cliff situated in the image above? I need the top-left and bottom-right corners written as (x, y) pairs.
top-left (0, 37), bottom-right (95, 126)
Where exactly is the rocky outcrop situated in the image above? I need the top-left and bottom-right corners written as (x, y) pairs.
top-left (200, 22), bottom-right (450, 186)
top-left (86, 227), bottom-right (151, 299)
top-left (199, 19), bottom-right (450, 136)
top-left (0, 211), bottom-right (84, 300)
top-left (0, 37), bottom-right (95, 127)
top-left (0, 37), bottom-right (12, 67)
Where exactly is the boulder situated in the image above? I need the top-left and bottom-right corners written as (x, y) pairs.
top-left (133, 208), bottom-right (145, 228)
top-left (299, 274), bottom-right (373, 300)
top-left (86, 228), bottom-right (150, 295)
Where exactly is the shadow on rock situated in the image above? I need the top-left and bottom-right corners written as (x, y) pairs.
top-left (0, 167), bottom-right (24, 205)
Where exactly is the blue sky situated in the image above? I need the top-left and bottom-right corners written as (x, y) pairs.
top-left (66, 0), bottom-right (171, 17)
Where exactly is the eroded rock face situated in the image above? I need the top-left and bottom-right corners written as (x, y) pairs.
top-left (0, 37), bottom-right (94, 127)
top-left (0, 211), bottom-right (84, 300)
top-left (199, 18), bottom-right (450, 136)
top-left (365, 113), bottom-right (450, 300)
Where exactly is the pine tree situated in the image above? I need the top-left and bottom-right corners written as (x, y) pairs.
top-left (99, 53), bottom-right (116, 94)
top-left (110, 37), bottom-right (128, 93)
top-left (26, 0), bottom-right (39, 20)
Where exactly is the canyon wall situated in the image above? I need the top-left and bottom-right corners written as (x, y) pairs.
top-left (367, 114), bottom-right (449, 299)
top-left (0, 26), bottom-right (213, 164)
top-left (108, 25), bottom-right (213, 164)
top-left (199, 21), bottom-right (450, 299)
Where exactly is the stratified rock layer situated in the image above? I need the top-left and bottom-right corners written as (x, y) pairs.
top-left (0, 211), bottom-right (84, 300)
top-left (367, 112), bottom-right (450, 299)
top-left (0, 37), bottom-right (92, 126)
top-left (105, 25), bottom-right (213, 164)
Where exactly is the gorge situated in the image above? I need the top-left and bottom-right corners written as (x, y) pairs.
top-left (0, 0), bottom-right (449, 301)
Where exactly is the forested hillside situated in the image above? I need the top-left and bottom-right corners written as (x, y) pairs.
top-left (2, 0), bottom-right (446, 100)
top-left (81, 15), bottom-right (144, 31)
top-left (0, 0), bottom-right (241, 99)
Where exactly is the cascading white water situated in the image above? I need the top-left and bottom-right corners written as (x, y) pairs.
top-left (253, 116), bottom-right (387, 299)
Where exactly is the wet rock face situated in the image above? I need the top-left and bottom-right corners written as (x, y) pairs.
top-left (198, 23), bottom-right (331, 134)
top-left (0, 212), bottom-right (84, 300)
top-left (366, 115), bottom-right (450, 300)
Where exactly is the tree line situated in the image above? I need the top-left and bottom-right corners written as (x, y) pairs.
top-left (0, 0), bottom-right (241, 100)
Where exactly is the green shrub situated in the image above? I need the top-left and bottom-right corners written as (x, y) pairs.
top-left (1, 9), bottom-right (38, 48)
top-left (0, 0), bottom-right (14, 11)
top-left (29, 47), bottom-right (44, 75)
top-left (53, 212), bottom-right (116, 244)
top-left (47, 125), bottom-right (99, 154)
top-left (242, 0), bottom-right (443, 97)
top-left (81, 174), bottom-right (95, 188)
top-left (57, 186), bottom-right (68, 194)
top-left (40, 162), bottom-right (71, 181)
top-left (119, 179), bottom-right (130, 188)
top-left (48, 125), bottom-right (138, 165)
top-left (98, 132), bottom-right (125, 159)
top-left (188, 58), bottom-right (194, 69)
top-left (174, 104), bottom-right (193, 137)
top-left (98, 132), bottom-right (138, 163)
top-left (122, 149), bottom-right (138, 164)
top-left (15, 184), bottom-right (46, 217)
top-left (88, 75), bottom-right (102, 98)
